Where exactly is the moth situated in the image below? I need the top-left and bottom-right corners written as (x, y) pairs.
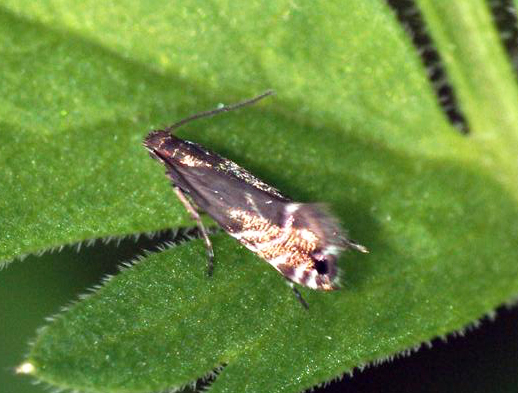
top-left (143, 91), bottom-right (367, 308)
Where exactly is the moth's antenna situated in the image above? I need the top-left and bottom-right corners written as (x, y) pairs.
top-left (164, 90), bottom-right (275, 132)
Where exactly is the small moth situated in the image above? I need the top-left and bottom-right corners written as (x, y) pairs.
top-left (144, 91), bottom-right (367, 308)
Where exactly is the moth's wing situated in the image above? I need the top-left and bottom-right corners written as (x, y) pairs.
top-left (162, 163), bottom-right (211, 209)
top-left (170, 161), bottom-right (288, 231)
top-left (144, 131), bottom-right (289, 229)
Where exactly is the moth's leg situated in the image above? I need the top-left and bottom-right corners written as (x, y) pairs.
top-left (286, 281), bottom-right (309, 310)
top-left (172, 186), bottom-right (214, 276)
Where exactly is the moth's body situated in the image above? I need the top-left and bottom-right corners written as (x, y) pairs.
top-left (145, 131), bottom-right (366, 292)
top-left (143, 91), bottom-right (367, 307)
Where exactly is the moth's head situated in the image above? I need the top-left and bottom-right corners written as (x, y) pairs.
top-left (144, 131), bottom-right (184, 165)
top-left (143, 130), bottom-right (171, 154)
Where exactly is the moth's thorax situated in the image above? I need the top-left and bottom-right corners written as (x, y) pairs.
top-left (227, 204), bottom-right (342, 290)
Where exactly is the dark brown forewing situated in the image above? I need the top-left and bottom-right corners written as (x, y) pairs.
top-left (145, 131), bottom-right (290, 231)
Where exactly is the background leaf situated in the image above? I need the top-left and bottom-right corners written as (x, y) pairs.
top-left (3, 244), bottom-right (518, 393)
top-left (2, 0), bottom-right (518, 392)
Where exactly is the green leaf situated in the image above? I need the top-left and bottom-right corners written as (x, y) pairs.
top-left (0, 7), bottom-right (193, 263)
top-left (3, 0), bottom-right (518, 392)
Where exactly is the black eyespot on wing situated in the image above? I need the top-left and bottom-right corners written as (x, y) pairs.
top-left (314, 259), bottom-right (328, 275)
